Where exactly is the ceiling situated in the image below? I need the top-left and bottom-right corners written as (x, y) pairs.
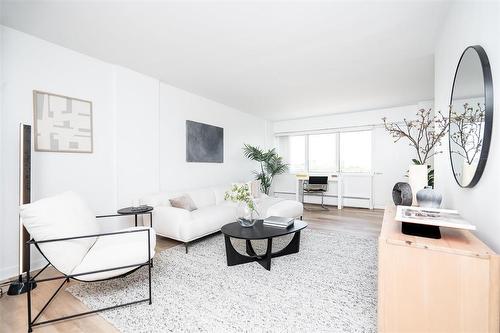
top-left (1, 1), bottom-right (451, 120)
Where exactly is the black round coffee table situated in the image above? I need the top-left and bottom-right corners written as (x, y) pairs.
top-left (221, 219), bottom-right (308, 271)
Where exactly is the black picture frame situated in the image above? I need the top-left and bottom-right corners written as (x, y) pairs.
top-left (449, 45), bottom-right (494, 188)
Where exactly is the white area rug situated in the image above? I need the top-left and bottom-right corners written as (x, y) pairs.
top-left (68, 229), bottom-right (378, 332)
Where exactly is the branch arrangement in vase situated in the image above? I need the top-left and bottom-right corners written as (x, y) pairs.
top-left (242, 144), bottom-right (288, 195)
top-left (382, 108), bottom-right (450, 165)
top-left (224, 184), bottom-right (258, 217)
top-left (449, 102), bottom-right (485, 165)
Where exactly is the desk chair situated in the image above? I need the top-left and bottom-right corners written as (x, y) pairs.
top-left (303, 176), bottom-right (329, 211)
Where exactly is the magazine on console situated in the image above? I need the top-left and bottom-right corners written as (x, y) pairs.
top-left (395, 205), bottom-right (475, 230)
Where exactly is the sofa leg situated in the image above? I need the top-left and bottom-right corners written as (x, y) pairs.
top-left (185, 242), bottom-right (189, 254)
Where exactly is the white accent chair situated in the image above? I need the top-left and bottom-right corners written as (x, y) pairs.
top-left (141, 185), bottom-right (303, 253)
top-left (20, 191), bottom-right (155, 332)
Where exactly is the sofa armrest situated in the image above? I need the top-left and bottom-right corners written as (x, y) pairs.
top-left (153, 206), bottom-right (192, 241)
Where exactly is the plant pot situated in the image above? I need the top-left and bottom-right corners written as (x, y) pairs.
top-left (408, 164), bottom-right (428, 205)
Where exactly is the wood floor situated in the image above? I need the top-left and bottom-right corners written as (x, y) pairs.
top-left (0, 205), bottom-right (383, 333)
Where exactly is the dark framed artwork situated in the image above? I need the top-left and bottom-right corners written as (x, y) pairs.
top-left (186, 120), bottom-right (224, 163)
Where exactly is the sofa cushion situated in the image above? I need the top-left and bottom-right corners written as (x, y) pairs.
top-left (140, 192), bottom-right (172, 207)
top-left (254, 196), bottom-right (285, 218)
top-left (186, 204), bottom-right (237, 240)
top-left (169, 195), bottom-right (197, 211)
top-left (186, 188), bottom-right (216, 209)
top-left (213, 185), bottom-right (231, 205)
top-left (247, 180), bottom-right (262, 198)
top-left (266, 200), bottom-right (304, 219)
top-left (19, 191), bottom-right (99, 276)
top-left (72, 226), bottom-right (156, 281)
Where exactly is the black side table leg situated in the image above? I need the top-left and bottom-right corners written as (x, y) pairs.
top-left (135, 214), bottom-right (138, 227)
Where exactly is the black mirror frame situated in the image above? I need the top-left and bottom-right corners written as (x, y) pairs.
top-left (449, 45), bottom-right (494, 188)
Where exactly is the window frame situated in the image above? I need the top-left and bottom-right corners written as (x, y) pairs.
top-left (277, 129), bottom-right (372, 175)
top-left (307, 132), bottom-right (338, 174)
top-left (338, 130), bottom-right (373, 173)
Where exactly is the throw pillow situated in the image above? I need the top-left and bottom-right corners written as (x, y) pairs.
top-left (230, 181), bottom-right (261, 198)
top-left (246, 180), bottom-right (262, 198)
top-left (169, 195), bottom-right (197, 211)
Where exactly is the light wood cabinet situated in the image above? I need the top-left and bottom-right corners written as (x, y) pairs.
top-left (378, 206), bottom-right (500, 332)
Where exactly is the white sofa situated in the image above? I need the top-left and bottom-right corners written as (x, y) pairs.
top-left (141, 185), bottom-right (303, 252)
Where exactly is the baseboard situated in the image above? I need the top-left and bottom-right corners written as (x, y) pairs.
top-left (274, 192), bottom-right (373, 209)
top-left (0, 258), bottom-right (48, 282)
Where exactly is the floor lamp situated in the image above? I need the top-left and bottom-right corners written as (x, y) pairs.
top-left (8, 124), bottom-right (37, 295)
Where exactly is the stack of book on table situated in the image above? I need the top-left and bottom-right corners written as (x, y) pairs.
top-left (263, 216), bottom-right (295, 228)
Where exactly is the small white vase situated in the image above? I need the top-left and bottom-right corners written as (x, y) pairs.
top-left (408, 164), bottom-right (428, 205)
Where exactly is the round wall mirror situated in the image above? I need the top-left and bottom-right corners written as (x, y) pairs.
top-left (449, 45), bottom-right (493, 188)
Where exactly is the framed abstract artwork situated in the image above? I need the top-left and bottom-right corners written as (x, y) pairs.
top-left (33, 90), bottom-right (93, 153)
top-left (186, 120), bottom-right (224, 163)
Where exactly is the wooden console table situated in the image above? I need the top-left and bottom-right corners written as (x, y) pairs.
top-left (378, 206), bottom-right (499, 332)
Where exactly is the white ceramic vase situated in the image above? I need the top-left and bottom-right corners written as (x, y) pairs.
top-left (416, 186), bottom-right (442, 208)
top-left (408, 164), bottom-right (428, 205)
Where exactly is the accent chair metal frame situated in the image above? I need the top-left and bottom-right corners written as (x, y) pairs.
top-left (25, 215), bottom-right (153, 332)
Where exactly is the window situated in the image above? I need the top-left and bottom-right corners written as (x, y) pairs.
top-left (277, 130), bottom-right (372, 174)
top-left (308, 133), bottom-right (337, 173)
top-left (339, 131), bottom-right (372, 172)
top-left (280, 135), bottom-right (306, 173)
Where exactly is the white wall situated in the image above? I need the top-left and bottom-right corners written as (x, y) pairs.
top-left (0, 17), bottom-right (4, 281)
top-left (1, 26), bottom-right (118, 279)
top-left (115, 67), bottom-right (160, 207)
top-left (0, 27), bottom-right (266, 279)
top-left (434, 2), bottom-right (500, 252)
top-left (159, 83), bottom-right (267, 192)
top-left (272, 103), bottom-right (433, 208)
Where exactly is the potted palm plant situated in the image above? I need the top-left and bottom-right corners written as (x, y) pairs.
top-left (242, 144), bottom-right (288, 195)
